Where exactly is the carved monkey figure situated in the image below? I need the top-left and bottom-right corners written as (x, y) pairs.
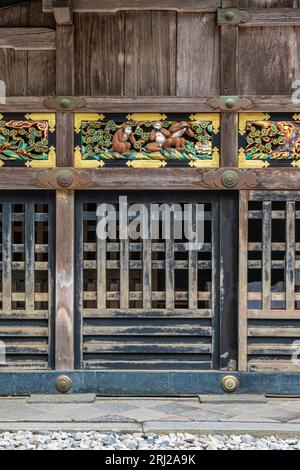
top-left (111, 125), bottom-right (136, 154)
top-left (145, 122), bottom-right (171, 152)
top-left (166, 121), bottom-right (195, 149)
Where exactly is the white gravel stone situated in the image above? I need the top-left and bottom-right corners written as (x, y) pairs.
top-left (0, 431), bottom-right (299, 450)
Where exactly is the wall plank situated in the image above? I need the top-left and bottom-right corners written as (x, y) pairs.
top-left (177, 13), bottom-right (219, 96)
top-left (74, 12), bottom-right (125, 95)
top-left (124, 11), bottom-right (176, 96)
top-left (239, 27), bottom-right (294, 94)
top-left (0, 0), bottom-right (55, 96)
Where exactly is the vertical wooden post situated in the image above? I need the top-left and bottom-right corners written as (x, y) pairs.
top-left (219, 1), bottom-right (240, 370)
top-left (55, 191), bottom-right (75, 370)
top-left (238, 191), bottom-right (249, 371)
top-left (55, 7), bottom-right (75, 370)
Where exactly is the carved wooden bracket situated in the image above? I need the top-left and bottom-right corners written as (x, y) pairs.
top-left (37, 168), bottom-right (92, 190)
top-left (208, 96), bottom-right (253, 112)
top-left (203, 168), bottom-right (256, 190)
top-left (44, 96), bottom-right (86, 111)
top-left (218, 8), bottom-right (251, 26)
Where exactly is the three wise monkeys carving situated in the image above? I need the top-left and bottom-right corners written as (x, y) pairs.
top-left (111, 121), bottom-right (195, 154)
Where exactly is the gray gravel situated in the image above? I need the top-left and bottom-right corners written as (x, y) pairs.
top-left (0, 431), bottom-right (300, 450)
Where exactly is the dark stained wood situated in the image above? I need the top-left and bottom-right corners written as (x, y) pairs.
top-left (55, 190), bottom-right (74, 370)
top-left (220, 113), bottom-right (238, 167)
top-left (44, 0), bottom-right (222, 12)
top-left (176, 13), bottom-right (219, 96)
top-left (124, 11), bottom-right (176, 96)
top-left (220, 26), bottom-right (239, 95)
top-left (0, 28), bottom-right (56, 50)
top-left (219, 194), bottom-right (238, 370)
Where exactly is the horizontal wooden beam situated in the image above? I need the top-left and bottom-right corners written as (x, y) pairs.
top-left (43, 0), bottom-right (221, 13)
top-left (1, 167), bottom-right (300, 191)
top-left (1, 95), bottom-right (300, 113)
top-left (218, 8), bottom-right (300, 27)
top-left (0, 28), bottom-right (56, 51)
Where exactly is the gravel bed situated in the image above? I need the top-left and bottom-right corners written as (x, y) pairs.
top-left (0, 432), bottom-right (300, 450)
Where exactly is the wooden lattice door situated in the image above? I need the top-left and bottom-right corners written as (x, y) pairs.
top-left (75, 191), bottom-right (220, 371)
top-left (0, 191), bottom-right (55, 369)
top-left (239, 191), bottom-right (300, 373)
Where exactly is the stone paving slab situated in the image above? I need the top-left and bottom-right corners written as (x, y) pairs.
top-left (2, 396), bottom-right (300, 430)
top-left (199, 394), bottom-right (268, 404)
top-left (27, 394), bottom-right (96, 404)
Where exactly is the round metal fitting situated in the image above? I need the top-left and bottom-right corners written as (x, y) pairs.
top-left (59, 97), bottom-right (71, 109)
top-left (56, 170), bottom-right (73, 188)
top-left (221, 170), bottom-right (239, 189)
top-left (225, 10), bottom-right (235, 22)
top-left (225, 97), bottom-right (237, 109)
top-left (222, 375), bottom-right (239, 393)
top-left (55, 375), bottom-right (73, 394)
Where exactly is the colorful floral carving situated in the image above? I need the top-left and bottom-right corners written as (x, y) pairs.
top-left (0, 114), bottom-right (56, 167)
top-left (239, 113), bottom-right (300, 168)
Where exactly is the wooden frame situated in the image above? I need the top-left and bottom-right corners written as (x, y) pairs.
top-left (43, 0), bottom-right (222, 13)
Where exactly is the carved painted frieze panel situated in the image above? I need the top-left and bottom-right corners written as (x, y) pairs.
top-left (0, 113), bottom-right (56, 167)
top-left (74, 113), bottom-right (220, 168)
top-left (239, 113), bottom-right (300, 168)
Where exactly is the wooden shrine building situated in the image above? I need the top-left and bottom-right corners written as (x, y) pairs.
top-left (1, 0), bottom-right (300, 395)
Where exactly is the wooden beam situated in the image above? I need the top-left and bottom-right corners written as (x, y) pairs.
top-left (53, 0), bottom-right (73, 25)
top-left (43, 0), bottom-right (221, 12)
top-left (55, 191), bottom-right (75, 370)
top-left (0, 28), bottom-right (56, 51)
top-left (2, 167), bottom-right (300, 191)
top-left (2, 95), bottom-right (300, 113)
top-left (218, 8), bottom-right (300, 27)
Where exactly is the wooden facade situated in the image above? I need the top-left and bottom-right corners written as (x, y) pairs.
top-left (1, 0), bottom-right (300, 395)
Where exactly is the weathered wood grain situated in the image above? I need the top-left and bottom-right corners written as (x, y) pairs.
top-left (219, 8), bottom-right (300, 27)
top-left (55, 191), bottom-right (74, 370)
top-left (177, 13), bottom-right (219, 96)
top-left (44, 0), bottom-right (222, 12)
top-left (238, 191), bottom-right (249, 371)
top-left (53, 0), bottom-right (73, 25)
top-left (3, 95), bottom-right (300, 112)
top-left (0, 28), bottom-right (55, 50)
top-left (74, 12), bottom-right (125, 95)
top-left (124, 11), bottom-right (176, 96)
top-left (239, 27), bottom-right (294, 95)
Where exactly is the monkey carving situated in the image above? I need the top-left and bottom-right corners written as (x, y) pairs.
top-left (145, 122), bottom-right (171, 152)
top-left (111, 125), bottom-right (136, 154)
top-left (165, 121), bottom-right (195, 149)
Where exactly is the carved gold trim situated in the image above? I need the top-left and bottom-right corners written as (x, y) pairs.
top-left (74, 145), bottom-right (105, 168)
top-left (24, 113), bottom-right (56, 133)
top-left (126, 160), bottom-right (166, 168)
top-left (25, 145), bottom-right (56, 168)
top-left (293, 114), bottom-right (300, 121)
top-left (189, 113), bottom-right (220, 134)
top-left (189, 146), bottom-right (220, 168)
top-left (239, 113), bottom-right (270, 136)
top-left (0, 160), bottom-right (4, 167)
top-left (126, 113), bottom-right (167, 122)
top-left (0, 114), bottom-right (3, 121)
top-left (291, 160), bottom-right (300, 168)
top-left (238, 147), bottom-right (269, 168)
top-left (74, 113), bottom-right (105, 134)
